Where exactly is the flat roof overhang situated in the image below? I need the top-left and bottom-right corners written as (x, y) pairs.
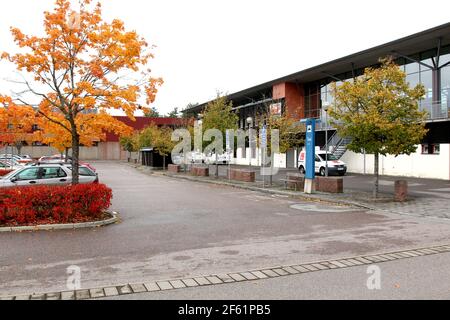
top-left (185, 22), bottom-right (450, 113)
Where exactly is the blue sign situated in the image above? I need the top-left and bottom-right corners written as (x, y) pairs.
top-left (261, 126), bottom-right (267, 149)
top-left (301, 118), bottom-right (316, 180)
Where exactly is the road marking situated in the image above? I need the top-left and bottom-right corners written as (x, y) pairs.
top-left (2, 244), bottom-right (449, 300)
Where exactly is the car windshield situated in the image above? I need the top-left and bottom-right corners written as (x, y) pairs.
top-left (319, 154), bottom-right (339, 161)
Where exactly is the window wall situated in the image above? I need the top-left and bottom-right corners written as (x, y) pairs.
top-left (441, 52), bottom-right (450, 116)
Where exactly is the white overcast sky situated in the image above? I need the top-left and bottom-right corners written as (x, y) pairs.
top-left (0, 0), bottom-right (449, 115)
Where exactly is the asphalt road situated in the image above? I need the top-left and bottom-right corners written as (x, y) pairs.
top-left (1, 161), bottom-right (450, 297)
top-left (104, 251), bottom-right (450, 300)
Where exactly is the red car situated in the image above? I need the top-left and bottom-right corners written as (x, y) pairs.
top-left (38, 155), bottom-right (96, 172)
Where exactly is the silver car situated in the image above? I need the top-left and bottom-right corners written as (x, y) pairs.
top-left (0, 164), bottom-right (98, 188)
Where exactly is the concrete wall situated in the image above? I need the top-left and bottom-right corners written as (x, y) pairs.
top-left (0, 142), bottom-right (126, 161)
top-left (340, 144), bottom-right (450, 180)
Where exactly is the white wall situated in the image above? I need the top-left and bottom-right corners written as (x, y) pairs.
top-left (235, 148), bottom-right (287, 168)
top-left (340, 144), bottom-right (450, 180)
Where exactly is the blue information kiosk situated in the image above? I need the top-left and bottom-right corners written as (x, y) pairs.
top-left (300, 118), bottom-right (317, 194)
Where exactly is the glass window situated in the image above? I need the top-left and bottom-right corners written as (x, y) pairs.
top-left (422, 144), bottom-right (440, 155)
top-left (15, 168), bottom-right (40, 181)
top-left (41, 167), bottom-right (67, 179)
top-left (420, 69), bottom-right (433, 100)
top-left (67, 167), bottom-right (95, 176)
top-left (405, 62), bottom-right (420, 74)
top-left (442, 66), bottom-right (450, 90)
top-left (406, 72), bottom-right (420, 88)
top-left (420, 58), bottom-right (434, 71)
top-left (439, 53), bottom-right (450, 67)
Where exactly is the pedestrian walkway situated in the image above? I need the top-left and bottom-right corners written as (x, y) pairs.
top-left (139, 163), bottom-right (450, 220)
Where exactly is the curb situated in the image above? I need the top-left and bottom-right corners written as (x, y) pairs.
top-left (0, 211), bottom-right (120, 233)
top-left (2, 243), bottom-right (449, 300)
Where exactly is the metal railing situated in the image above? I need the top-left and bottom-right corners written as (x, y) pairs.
top-left (420, 101), bottom-right (450, 120)
top-left (306, 101), bottom-right (449, 131)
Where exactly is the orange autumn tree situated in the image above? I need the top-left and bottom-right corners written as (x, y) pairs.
top-left (1, 0), bottom-right (162, 183)
top-left (0, 97), bottom-right (41, 155)
top-left (39, 111), bottom-right (133, 157)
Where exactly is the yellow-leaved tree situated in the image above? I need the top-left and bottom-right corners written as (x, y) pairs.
top-left (0, 0), bottom-right (162, 183)
top-left (39, 111), bottom-right (133, 157)
top-left (329, 58), bottom-right (428, 198)
top-left (0, 97), bottom-right (41, 155)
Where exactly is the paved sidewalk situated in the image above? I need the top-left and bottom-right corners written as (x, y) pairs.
top-left (136, 163), bottom-right (450, 220)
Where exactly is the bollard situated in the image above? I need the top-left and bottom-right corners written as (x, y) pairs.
top-left (395, 180), bottom-right (408, 202)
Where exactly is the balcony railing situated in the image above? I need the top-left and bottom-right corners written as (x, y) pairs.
top-left (420, 101), bottom-right (450, 120)
top-left (306, 101), bottom-right (450, 131)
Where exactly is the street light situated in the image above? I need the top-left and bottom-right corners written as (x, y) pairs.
top-left (323, 102), bottom-right (330, 177)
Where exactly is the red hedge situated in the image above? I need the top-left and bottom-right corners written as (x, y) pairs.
top-left (0, 184), bottom-right (113, 227)
top-left (0, 170), bottom-right (13, 177)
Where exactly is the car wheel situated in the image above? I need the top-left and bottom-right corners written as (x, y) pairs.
top-left (299, 166), bottom-right (305, 174)
top-left (320, 167), bottom-right (326, 176)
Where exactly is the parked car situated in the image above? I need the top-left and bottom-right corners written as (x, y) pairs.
top-left (38, 155), bottom-right (96, 172)
top-left (0, 164), bottom-right (98, 188)
top-left (0, 160), bottom-right (21, 172)
top-left (204, 152), bottom-right (232, 165)
top-left (0, 154), bottom-right (33, 164)
top-left (298, 150), bottom-right (347, 176)
top-left (0, 157), bottom-right (24, 167)
top-left (187, 151), bottom-right (205, 164)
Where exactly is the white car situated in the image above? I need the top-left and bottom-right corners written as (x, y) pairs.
top-left (187, 151), bottom-right (205, 164)
top-left (204, 152), bottom-right (232, 165)
top-left (0, 164), bottom-right (98, 188)
top-left (298, 150), bottom-right (347, 176)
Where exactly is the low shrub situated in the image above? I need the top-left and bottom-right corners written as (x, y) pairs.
top-left (0, 170), bottom-right (13, 177)
top-left (0, 184), bottom-right (113, 227)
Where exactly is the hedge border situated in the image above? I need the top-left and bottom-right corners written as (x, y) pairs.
top-left (0, 211), bottom-right (119, 233)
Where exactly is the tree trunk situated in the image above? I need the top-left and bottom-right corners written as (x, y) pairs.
top-left (163, 155), bottom-right (166, 170)
top-left (71, 132), bottom-right (80, 185)
top-left (373, 152), bottom-right (379, 199)
top-left (16, 144), bottom-right (22, 156)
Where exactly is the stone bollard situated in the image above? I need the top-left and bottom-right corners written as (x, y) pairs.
top-left (395, 180), bottom-right (408, 202)
top-left (168, 164), bottom-right (181, 173)
top-left (315, 177), bottom-right (344, 193)
top-left (286, 173), bottom-right (305, 191)
top-left (192, 166), bottom-right (209, 177)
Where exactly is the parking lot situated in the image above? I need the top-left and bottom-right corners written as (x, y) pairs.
top-left (1, 161), bottom-right (450, 297)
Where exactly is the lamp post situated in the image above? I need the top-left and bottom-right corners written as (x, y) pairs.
top-left (323, 102), bottom-right (330, 177)
top-left (246, 117), bottom-right (253, 168)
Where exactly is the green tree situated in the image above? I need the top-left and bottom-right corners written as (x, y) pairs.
top-left (120, 133), bottom-right (139, 161)
top-left (136, 123), bottom-right (175, 169)
top-left (138, 123), bottom-right (159, 149)
top-left (167, 107), bottom-right (180, 118)
top-left (153, 126), bottom-right (176, 169)
top-left (182, 102), bottom-right (199, 119)
top-left (329, 58), bottom-right (428, 198)
top-left (259, 107), bottom-right (305, 185)
top-left (144, 106), bottom-right (161, 118)
top-left (202, 94), bottom-right (238, 177)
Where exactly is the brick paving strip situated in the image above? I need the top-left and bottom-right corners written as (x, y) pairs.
top-left (0, 212), bottom-right (120, 233)
top-left (2, 244), bottom-right (449, 300)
